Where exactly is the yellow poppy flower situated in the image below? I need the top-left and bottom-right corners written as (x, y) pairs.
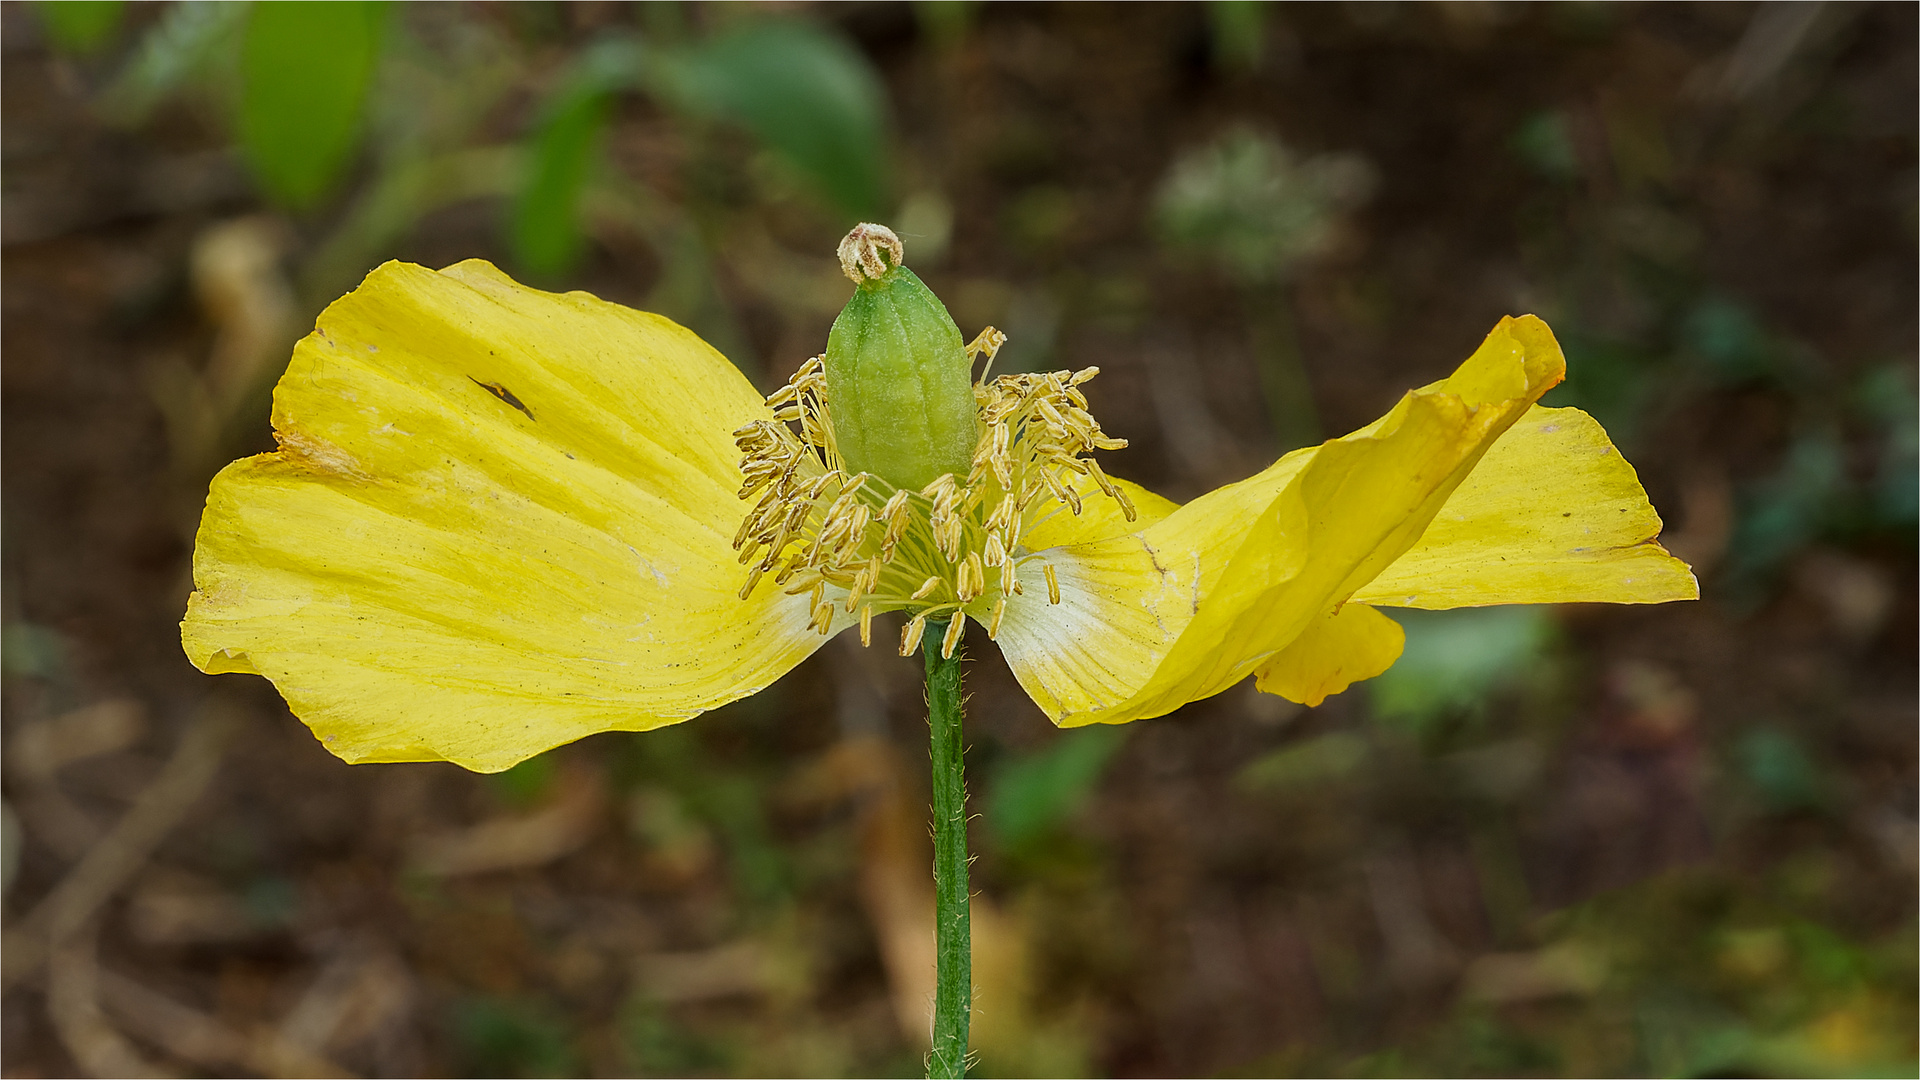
top-left (180, 258), bottom-right (1696, 772)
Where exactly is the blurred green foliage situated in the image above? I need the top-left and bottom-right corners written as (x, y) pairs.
top-left (1510, 109), bottom-right (1581, 182)
top-left (43, 2), bottom-right (892, 289)
top-left (491, 751), bottom-right (559, 809)
top-left (1369, 607), bottom-right (1554, 736)
top-left (0, 622), bottom-right (68, 682)
top-left (511, 38), bottom-right (642, 277)
top-left (509, 19), bottom-right (888, 278)
top-left (1235, 731), bottom-right (1370, 795)
top-left (986, 725), bottom-right (1127, 852)
top-left (619, 997), bottom-right (731, 1077)
top-left (452, 995), bottom-right (580, 1079)
top-left (1735, 727), bottom-right (1832, 815)
top-left (238, 2), bottom-right (389, 209)
top-left (615, 712), bottom-right (792, 911)
top-left (663, 21), bottom-right (889, 219)
top-left (95, 1), bottom-right (248, 125)
top-left (1208, 0), bottom-right (1269, 76)
top-left (32, 0), bottom-right (122, 54)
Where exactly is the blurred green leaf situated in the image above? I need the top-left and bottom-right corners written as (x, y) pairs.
top-left (1541, 331), bottom-right (1660, 443)
top-left (1856, 363), bottom-right (1919, 528)
top-left (238, 1), bottom-right (390, 209)
top-left (490, 752), bottom-right (557, 807)
top-left (1634, 988), bottom-right (1761, 1079)
top-left (510, 37), bottom-right (644, 277)
top-left (665, 20), bottom-right (889, 218)
top-left (1684, 295), bottom-right (1779, 385)
top-left (1735, 728), bottom-right (1830, 814)
top-left (915, 1), bottom-right (978, 51)
top-left (97, 1), bottom-right (247, 125)
top-left (988, 726), bottom-right (1126, 850)
top-left (1235, 731), bottom-right (1369, 794)
top-left (1725, 431), bottom-right (1845, 592)
top-left (1510, 109), bottom-right (1580, 180)
top-left (1208, 0), bottom-right (1267, 74)
top-left (452, 996), bottom-right (579, 1079)
top-left (1369, 607), bottom-right (1552, 732)
top-left (33, 0), bottom-right (123, 55)
top-left (1, 622), bottom-right (68, 680)
top-left (619, 996), bottom-right (731, 1075)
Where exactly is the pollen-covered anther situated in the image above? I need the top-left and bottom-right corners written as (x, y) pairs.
top-left (965, 326), bottom-right (1008, 363)
top-left (940, 615), bottom-right (966, 659)
top-left (901, 613), bottom-right (928, 657)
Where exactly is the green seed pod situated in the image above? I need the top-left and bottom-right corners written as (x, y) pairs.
top-left (823, 224), bottom-right (977, 492)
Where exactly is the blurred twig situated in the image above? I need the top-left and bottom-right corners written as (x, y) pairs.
top-left (408, 767), bottom-right (604, 876)
top-left (2, 697), bottom-right (243, 990)
top-left (49, 929), bottom-right (171, 1079)
top-left (99, 966), bottom-right (354, 1078)
top-left (7, 699), bottom-right (150, 860)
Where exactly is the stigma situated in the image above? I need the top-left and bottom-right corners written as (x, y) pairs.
top-left (732, 332), bottom-right (1135, 659)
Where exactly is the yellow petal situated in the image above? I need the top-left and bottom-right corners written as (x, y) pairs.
top-left (998, 315), bottom-right (1565, 727)
top-left (1354, 405), bottom-right (1699, 608)
top-left (181, 260), bottom-right (824, 772)
top-left (1253, 602), bottom-right (1405, 707)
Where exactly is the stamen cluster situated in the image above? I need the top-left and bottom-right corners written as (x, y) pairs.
top-left (732, 331), bottom-right (1135, 658)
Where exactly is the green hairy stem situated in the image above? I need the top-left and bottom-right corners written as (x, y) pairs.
top-left (923, 620), bottom-right (971, 1078)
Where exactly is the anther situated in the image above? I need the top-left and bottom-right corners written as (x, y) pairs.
top-left (901, 613), bottom-right (928, 657)
top-left (1086, 458), bottom-right (1117, 496)
top-left (964, 326), bottom-right (1007, 361)
top-left (940, 614), bottom-right (965, 659)
top-left (961, 551), bottom-right (985, 602)
top-left (983, 533), bottom-right (1006, 567)
top-left (1044, 562), bottom-right (1061, 605)
top-left (881, 488), bottom-right (912, 521)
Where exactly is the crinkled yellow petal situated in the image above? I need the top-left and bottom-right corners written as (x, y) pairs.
top-left (1354, 405), bottom-right (1698, 608)
top-left (1252, 602), bottom-right (1405, 707)
top-left (181, 260), bottom-right (822, 772)
top-left (998, 315), bottom-right (1567, 727)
